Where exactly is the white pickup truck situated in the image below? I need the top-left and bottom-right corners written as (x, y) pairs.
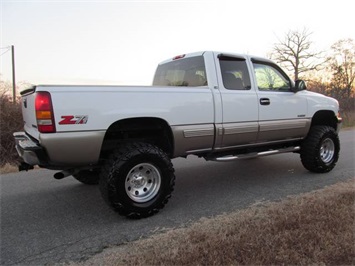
top-left (14, 51), bottom-right (342, 218)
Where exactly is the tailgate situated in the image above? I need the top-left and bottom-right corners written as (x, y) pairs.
top-left (20, 87), bottom-right (39, 140)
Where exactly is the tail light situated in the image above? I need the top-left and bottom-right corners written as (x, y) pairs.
top-left (35, 91), bottom-right (56, 133)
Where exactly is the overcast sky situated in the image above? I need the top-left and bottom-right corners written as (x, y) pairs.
top-left (1, 0), bottom-right (354, 86)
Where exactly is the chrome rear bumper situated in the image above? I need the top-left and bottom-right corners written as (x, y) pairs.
top-left (13, 132), bottom-right (44, 165)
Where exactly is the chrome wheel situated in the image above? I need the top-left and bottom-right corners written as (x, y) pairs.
top-left (100, 142), bottom-right (175, 218)
top-left (319, 138), bottom-right (335, 164)
top-left (125, 163), bottom-right (161, 203)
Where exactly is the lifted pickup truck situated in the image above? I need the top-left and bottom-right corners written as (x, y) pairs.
top-left (14, 51), bottom-right (342, 218)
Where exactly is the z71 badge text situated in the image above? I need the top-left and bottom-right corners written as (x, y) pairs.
top-left (59, 115), bottom-right (88, 125)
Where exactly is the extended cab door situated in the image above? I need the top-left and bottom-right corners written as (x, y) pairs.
top-left (215, 54), bottom-right (259, 148)
top-left (251, 59), bottom-right (310, 142)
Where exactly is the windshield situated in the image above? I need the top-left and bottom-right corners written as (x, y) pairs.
top-left (153, 56), bottom-right (207, 87)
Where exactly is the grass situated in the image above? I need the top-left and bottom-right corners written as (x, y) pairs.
top-left (342, 110), bottom-right (355, 128)
top-left (0, 163), bottom-right (19, 174)
top-left (78, 178), bottom-right (355, 266)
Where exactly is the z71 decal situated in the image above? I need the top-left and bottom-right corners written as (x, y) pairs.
top-left (59, 115), bottom-right (88, 125)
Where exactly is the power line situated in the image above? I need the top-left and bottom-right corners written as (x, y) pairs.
top-left (0, 48), bottom-right (11, 57)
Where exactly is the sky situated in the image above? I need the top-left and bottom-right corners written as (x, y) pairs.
top-left (1, 0), bottom-right (354, 87)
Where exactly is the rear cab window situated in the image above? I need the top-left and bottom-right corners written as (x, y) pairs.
top-left (153, 56), bottom-right (207, 87)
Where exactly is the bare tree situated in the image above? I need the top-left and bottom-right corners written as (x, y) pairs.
top-left (271, 28), bottom-right (324, 80)
top-left (328, 38), bottom-right (355, 99)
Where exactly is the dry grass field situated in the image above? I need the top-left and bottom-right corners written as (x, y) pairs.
top-left (0, 163), bottom-right (19, 174)
top-left (78, 178), bottom-right (355, 266)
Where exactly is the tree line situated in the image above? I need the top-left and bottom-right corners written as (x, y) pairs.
top-left (270, 28), bottom-right (354, 112)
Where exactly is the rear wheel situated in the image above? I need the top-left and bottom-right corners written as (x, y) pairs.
top-left (99, 142), bottom-right (175, 218)
top-left (300, 126), bottom-right (340, 173)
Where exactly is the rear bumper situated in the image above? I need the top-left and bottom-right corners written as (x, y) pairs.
top-left (14, 130), bottom-right (105, 169)
top-left (13, 132), bottom-right (48, 166)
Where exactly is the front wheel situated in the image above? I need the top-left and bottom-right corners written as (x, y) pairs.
top-left (99, 142), bottom-right (175, 218)
top-left (300, 126), bottom-right (340, 173)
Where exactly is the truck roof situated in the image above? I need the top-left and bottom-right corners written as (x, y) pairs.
top-left (158, 51), bottom-right (274, 65)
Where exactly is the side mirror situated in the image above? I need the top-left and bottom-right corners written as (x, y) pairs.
top-left (293, 80), bottom-right (307, 92)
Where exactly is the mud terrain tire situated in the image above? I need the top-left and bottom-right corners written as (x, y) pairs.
top-left (99, 142), bottom-right (175, 218)
top-left (300, 126), bottom-right (340, 173)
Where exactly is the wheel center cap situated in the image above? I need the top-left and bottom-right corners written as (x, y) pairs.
top-left (132, 175), bottom-right (145, 187)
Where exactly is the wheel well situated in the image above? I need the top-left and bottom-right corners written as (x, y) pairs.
top-left (100, 118), bottom-right (174, 159)
top-left (311, 110), bottom-right (338, 130)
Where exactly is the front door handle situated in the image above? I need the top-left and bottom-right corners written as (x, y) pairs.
top-left (260, 98), bottom-right (270, 105)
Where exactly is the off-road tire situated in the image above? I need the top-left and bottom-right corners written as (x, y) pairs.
top-left (99, 142), bottom-right (175, 219)
top-left (73, 170), bottom-right (100, 185)
top-left (300, 126), bottom-right (340, 173)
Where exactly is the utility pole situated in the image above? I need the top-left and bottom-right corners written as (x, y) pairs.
top-left (11, 45), bottom-right (16, 104)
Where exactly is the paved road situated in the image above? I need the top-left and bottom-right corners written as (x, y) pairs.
top-left (1, 129), bottom-right (354, 265)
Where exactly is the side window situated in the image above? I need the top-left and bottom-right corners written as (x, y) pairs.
top-left (153, 56), bottom-right (207, 87)
top-left (253, 63), bottom-right (291, 91)
top-left (219, 56), bottom-right (251, 90)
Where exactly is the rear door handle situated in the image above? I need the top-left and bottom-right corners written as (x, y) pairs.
top-left (260, 98), bottom-right (270, 105)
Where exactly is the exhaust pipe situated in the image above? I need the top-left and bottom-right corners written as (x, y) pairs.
top-left (54, 170), bottom-right (73, 180)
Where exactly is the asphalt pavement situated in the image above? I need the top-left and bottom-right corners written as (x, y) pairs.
top-left (1, 129), bottom-right (354, 265)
